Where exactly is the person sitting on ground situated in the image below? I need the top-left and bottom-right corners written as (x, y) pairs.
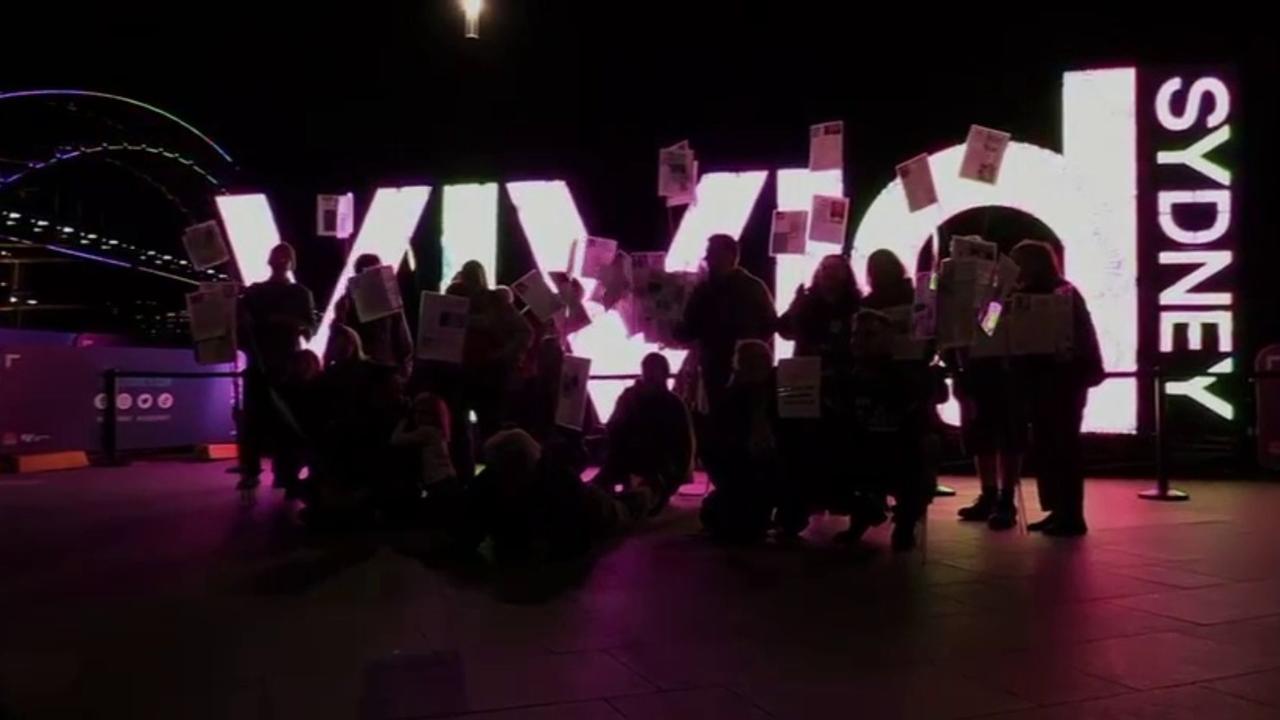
top-left (303, 325), bottom-right (404, 526)
top-left (700, 339), bottom-right (781, 543)
top-left (459, 429), bottom-right (649, 564)
top-left (507, 335), bottom-right (589, 474)
top-left (391, 393), bottom-right (459, 508)
top-left (594, 352), bottom-right (695, 514)
top-left (827, 310), bottom-right (944, 551)
top-left (276, 349), bottom-right (323, 499)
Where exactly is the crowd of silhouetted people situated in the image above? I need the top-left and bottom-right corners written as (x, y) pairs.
top-left (232, 232), bottom-right (1102, 564)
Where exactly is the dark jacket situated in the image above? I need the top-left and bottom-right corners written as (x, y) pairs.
top-left (777, 289), bottom-right (860, 364)
top-left (863, 277), bottom-right (915, 311)
top-left (239, 280), bottom-right (316, 377)
top-left (607, 383), bottom-right (695, 483)
top-left (676, 267), bottom-right (776, 399)
top-left (1016, 280), bottom-right (1105, 392)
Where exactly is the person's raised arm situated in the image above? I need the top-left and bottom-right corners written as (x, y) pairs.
top-left (776, 285), bottom-right (807, 341)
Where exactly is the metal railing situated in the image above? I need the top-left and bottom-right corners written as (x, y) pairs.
top-left (96, 365), bottom-right (1278, 503)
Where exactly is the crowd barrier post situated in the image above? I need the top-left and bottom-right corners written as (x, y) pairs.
top-left (1139, 368), bottom-right (1189, 501)
top-left (100, 368), bottom-right (127, 467)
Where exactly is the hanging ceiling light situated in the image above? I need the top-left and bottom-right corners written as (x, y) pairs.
top-left (460, 0), bottom-right (483, 39)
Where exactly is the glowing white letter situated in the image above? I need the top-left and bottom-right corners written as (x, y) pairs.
top-left (441, 183), bottom-right (499, 291)
top-left (1160, 310), bottom-right (1233, 353)
top-left (1155, 77), bottom-right (1230, 131)
top-left (1157, 190), bottom-right (1231, 245)
top-left (310, 186), bottom-right (431, 353)
top-left (1158, 250), bottom-right (1233, 306)
top-left (216, 194), bottom-right (283, 286)
top-left (1156, 124), bottom-right (1232, 187)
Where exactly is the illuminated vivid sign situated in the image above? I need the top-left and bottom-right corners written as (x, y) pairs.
top-left (1142, 71), bottom-right (1236, 423)
top-left (219, 65), bottom-right (1236, 432)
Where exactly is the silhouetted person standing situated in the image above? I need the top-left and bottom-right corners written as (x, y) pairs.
top-left (778, 254), bottom-right (862, 366)
top-left (676, 234), bottom-right (776, 413)
top-left (333, 253), bottom-right (413, 377)
top-left (446, 261), bottom-right (533, 480)
top-left (862, 249), bottom-right (915, 310)
top-left (237, 243), bottom-right (315, 491)
top-left (1012, 241), bottom-right (1103, 537)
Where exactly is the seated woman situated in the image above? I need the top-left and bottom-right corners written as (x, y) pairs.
top-left (391, 392), bottom-right (460, 524)
top-left (826, 310), bottom-right (945, 551)
top-left (507, 335), bottom-right (590, 475)
top-left (275, 349), bottom-right (323, 499)
top-left (594, 353), bottom-right (694, 514)
top-left (699, 340), bottom-right (781, 543)
top-left (302, 325), bottom-right (405, 526)
top-left (459, 429), bottom-right (648, 564)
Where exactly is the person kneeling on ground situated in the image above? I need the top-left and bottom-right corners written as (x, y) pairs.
top-left (829, 310), bottom-right (943, 551)
top-left (699, 339), bottom-right (781, 543)
top-left (459, 430), bottom-right (650, 564)
top-left (594, 352), bottom-right (694, 515)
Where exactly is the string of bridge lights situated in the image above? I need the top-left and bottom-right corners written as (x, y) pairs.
top-left (1, 209), bottom-right (228, 285)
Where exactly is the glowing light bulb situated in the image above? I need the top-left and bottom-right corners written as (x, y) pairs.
top-left (461, 0), bottom-right (482, 38)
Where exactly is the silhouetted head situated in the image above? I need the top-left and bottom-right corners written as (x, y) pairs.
top-left (867, 249), bottom-right (908, 294)
top-left (704, 234), bottom-right (739, 279)
top-left (412, 392), bottom-right (451, 440)
top-left (640, 352), bottom-right (671, 390)
top-left (812, 254), bottom-right (860, 303)
top-left (288, 349), bottom-right (322, 383)
top-left (1011, 240), bottom-right (1062, 291)
top-left (483, 429), bottom-right (542, 478)
top-left (851, 309), bottom-right (893, 361)
top-left (354, 253), bottom-right (382, 274)
top-left (325, 324), bottom-right (365, 365)
top-left (732, 339), bottom-right (773, 385)
top-left (455, 261), bottom-right (489, 294)
top-left (268, 243), bottom-right (296, 276)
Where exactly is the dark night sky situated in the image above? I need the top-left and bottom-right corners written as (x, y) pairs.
top-left (1, 3), bottom-right (1275, 347)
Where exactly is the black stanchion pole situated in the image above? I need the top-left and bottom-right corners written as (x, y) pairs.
top-left (1140, 368), bottom-right (1188, 501)
top-left (101, 369), bottom-right (124, 467)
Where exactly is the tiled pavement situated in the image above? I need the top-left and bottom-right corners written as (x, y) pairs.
top-left (2, 462), bottom-right (1279, 719)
